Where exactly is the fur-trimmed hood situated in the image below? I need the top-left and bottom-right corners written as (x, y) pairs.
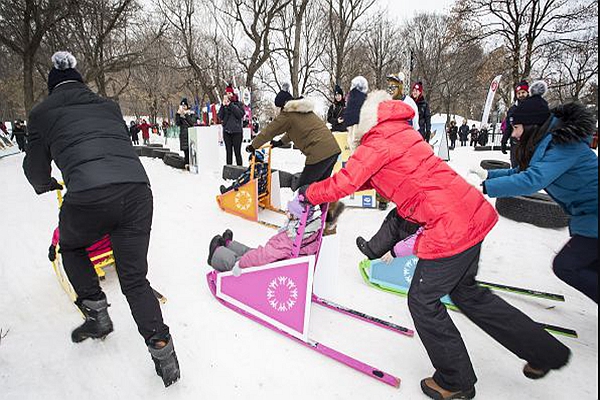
top-left (353, 90), bottom-right (415, 145)
top-left (283, 98), bottom-right (315, 114)
top-left (550, 102), bottom-right (597, 144)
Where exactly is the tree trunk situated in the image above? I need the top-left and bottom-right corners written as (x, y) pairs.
top-left (23, 51), bottom-right (35, 115)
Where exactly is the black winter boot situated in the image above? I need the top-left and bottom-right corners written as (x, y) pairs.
top-left (149, 336), bottom-right (180, 387)
top-left (220, 185), bottom-right (228, 194)
top-left (222, 229), bottom-right (233, 243)
top-left (356, 237), bottom-right (378, 260)
top-left (71, 296), bottom-right (114, 343)
top-left (208, 235), bottom-right (225, 265)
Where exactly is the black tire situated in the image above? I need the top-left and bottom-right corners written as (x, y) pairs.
top-left (141, 146), bottom-right (155, 157)
top-left (163, 154), bottom-right (186, 169)
top-left (474, 146), bottom-right (492, 151)
top-left (222, 165), bottom-right (247, 180)
top-left (495, 193), bottom-right (569, 229)
top-left (133, 146), bottom-right (144, 156)
top-left (147, 143), bottom-right (163, 148)
top-left (480, 160), bottom-right (511, 170)
top-left (151, 148), bottom-right (171, 159)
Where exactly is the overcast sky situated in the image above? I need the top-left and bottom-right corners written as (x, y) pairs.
top-left (382, 0), bottom-right (456, 21)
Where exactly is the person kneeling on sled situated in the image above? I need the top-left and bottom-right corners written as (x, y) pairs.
top-left (207, 196), bottom-right (323, 274)
top-left (296, 89), bottom-right (570, 400)
top-left (220, 150), bottom-right (269, 195)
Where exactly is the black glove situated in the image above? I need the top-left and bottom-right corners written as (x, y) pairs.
top-left (501, 142), bottom-right (508, 155)
top-left (245, 144), bottom-right (255, 153)
top-left (270, 139), bottom-right (284, 148)
top-left (297, 184), bottom-right (312, 205)
top-left (35, 177), bottom-right (63, 195)
top-left (48, 244), bottom-right (57, 262)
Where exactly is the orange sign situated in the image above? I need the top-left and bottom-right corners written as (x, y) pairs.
top-left (217, 179), bottom-right (259, 221)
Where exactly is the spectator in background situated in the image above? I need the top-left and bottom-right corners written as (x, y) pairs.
top-left (129, 121), bottom-right (140, 145)
top-left (478, 125), bottom-right (489, 146)
top-left (411, 82), bottom-right (432, 142)
top-left (176, 98), bottom-right (196, 164)
top-left (218, 85), bottom-right (245, 166)
top-left (458, 119), bottom-right (470, 147)
top-left (469, 125), bottom-right (479, 147)
top-left (11, 119), bottom-right (27, 152)
top-left (447, 120), bottom-right (458, 149)
top-left (138, 119), bottom-right (152, 145)
top-left (161, 120), bottom-right (169, 137)
top-left (327, 85), bottom-right (347, 133)
top-left (502, 81), bottom-right (530, 167)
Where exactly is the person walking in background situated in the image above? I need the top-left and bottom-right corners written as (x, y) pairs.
top-left (218, 85), bottom-right (245, 166)
top-left (138, 119), bottom-right (152, 145)
top-left (176, 98), bottom-right (196, 164)
top-left (411, 82), bottom-right (432, 142)
top-left (469, 124), bottom-right (479, 147)
top-left (501, 81), bottom-right (530, 167)
top-left (327, 85), bottom-right (347, 133)
top-left (22, 51), bottom-right (179, 387)
top-left (129, 120), bottom-right (140, 145)
top-left (472, 81), bottom-right (598, 304)
top-left (447, 120), bottom-right (458, 149)
top-left (459, 119), bottom-right (470, 147)
top-left (11, 119), bottom-right (27, 152)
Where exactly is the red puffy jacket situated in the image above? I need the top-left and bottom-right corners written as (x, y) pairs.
top-left (306, 93), bottom-right (498, 259)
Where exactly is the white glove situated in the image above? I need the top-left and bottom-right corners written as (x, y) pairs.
top-left (468, 165), bottom-right (488, 181)
top-left (232, 263), bottom-right (242, 277)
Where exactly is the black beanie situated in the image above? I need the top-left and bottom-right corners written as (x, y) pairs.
top-left (511, 81), bottom-right (550, 126)
top-left (47, 51), bottom-right (84, 93)
top-left (275, 83), bottom-right (293, 108)
top-left (334, 84), bottom-right (344, 97)
top-left (181, 98), bottom-right (189, 107)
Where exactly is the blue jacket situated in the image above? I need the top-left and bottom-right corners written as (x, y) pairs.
top-left (485, 105), bottom-right (598, 238)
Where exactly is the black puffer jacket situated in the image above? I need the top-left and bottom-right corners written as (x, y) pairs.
top-left (327, 100), bottom-right (347, 132)
top-left (23, 81), bottom-right (149, 194)
top-left (414, 96), bottom-right (431, 140)
top-left (176, 111), bottom-right (196, 151)
top-left (218, 101), bottom-right (245, 134)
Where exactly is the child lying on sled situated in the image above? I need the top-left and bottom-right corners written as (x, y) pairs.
top-left (207, 196), bottom-right (322, 275)
top-left (219, 150), bottom-right (269, 195)
top-left (379, 227), bottom-right (424, 264)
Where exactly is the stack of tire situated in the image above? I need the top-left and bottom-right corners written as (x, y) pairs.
top-left (480, 160), bottom-right (569, 229)
top-left (133, 144), bottom-right (187, 170)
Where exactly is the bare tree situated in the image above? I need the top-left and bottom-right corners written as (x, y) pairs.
top-left (454, 0), bottom-right (597, 89)
top-left (0, 0), bottom-right (73, 113)
top-left (364, 11), bottom-right (403, 90)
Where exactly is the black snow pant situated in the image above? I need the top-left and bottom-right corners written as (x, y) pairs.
top-left (59, 183), bottom-right (170, 344)
top-left (224, 131), bottom-right (243, 166)
top-left (15, 135), bottom-right (26, 152)
top-left (408, 243), bottom-right (571, 392)
top-left (450, 138), bottom-right (457, 149)
top-left (365, 208), bottom-right (420, 258)
top-left (553, 235), bottom-right (598, 303)
top-left (296, 152), bottom-right (340, 188)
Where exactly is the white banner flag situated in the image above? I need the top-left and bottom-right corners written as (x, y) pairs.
top-left (481, 75), bottom-right (502, 129)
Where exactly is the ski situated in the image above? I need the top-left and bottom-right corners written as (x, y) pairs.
top-left (476, 280), bottom-right (565, 302)
top-left (312, 295), bottom-right (414, 337)
top-left (207, 272), bottom-right (400, 387)
top-left (152, 288), bottom-right (167, 304)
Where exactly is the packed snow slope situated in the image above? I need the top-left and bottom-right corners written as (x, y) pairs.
top-left (0, 138), bottom-right (597, 400)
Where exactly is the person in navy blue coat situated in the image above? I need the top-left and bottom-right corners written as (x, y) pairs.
top-left (471, 81), bottom-right (598, 304)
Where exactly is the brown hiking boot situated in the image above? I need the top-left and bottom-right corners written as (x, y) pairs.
top-left (523, 363), bottom-right (550, 380)
top-left (420, 378), bottom-right (476, 400)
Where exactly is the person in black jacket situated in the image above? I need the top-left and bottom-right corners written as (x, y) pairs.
top-left (478, 126), bottom-right (489, 146)
top-left (11, 119), bottom-right (27, 151)
top-left (458, 119), bottom-right (470, 146)
top-left (327, 85), bottom-right (347, 133)
top-left (447, 120), bottom-right (458, 149)
top-left (411, 82), bottom-right (432, 142)
top-left (22, 51), bottom-right (179, 387)
top-left (469, 125), bottom-right (479, 147)
top-left (129, 120), bottom-right (140, 145)
top-left (175, 98), bottom-right (196, 164)
top-left (501, 81), bottom-right (530, 167)
top-left (218, 85), bottom-right (245, 166)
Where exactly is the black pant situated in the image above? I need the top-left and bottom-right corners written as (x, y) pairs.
top-left (408, 243), bottom-right (570, 392)
top-left (59, 184), bottom-right (169, 344)
top-left (367, 208), bottom-right (420, 258)
top-left (460, 139), bottom-right (467, 146)
top-left (224, 131), bottom-right (243, 166)
top-left (509, 138), bottom-right (518, 168)
top-left (296, 153), bottom-right (340, 188)
top-left (183, 149), bottom-right (190, 165)
top-left (450, 138), bottom-right (457, 148)
top-left (553, 235), bottom-right (598, 303)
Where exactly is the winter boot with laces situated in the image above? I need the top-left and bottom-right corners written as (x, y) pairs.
top-left (71, 296), bottom-right (114, 343)
top-left (149, 336), bottom-right (180, 387)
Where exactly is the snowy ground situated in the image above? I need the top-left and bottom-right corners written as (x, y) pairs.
top-left (0, 137), bottom-right (597, 400)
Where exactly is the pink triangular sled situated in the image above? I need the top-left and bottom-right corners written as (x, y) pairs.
top-left (206, 203), bottom-right (410, 388)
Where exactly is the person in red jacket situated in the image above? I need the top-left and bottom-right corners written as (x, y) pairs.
top-left (299, 90), bottom-right (570, 399)
top-left (138, 119), bottom-right (152, 145)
